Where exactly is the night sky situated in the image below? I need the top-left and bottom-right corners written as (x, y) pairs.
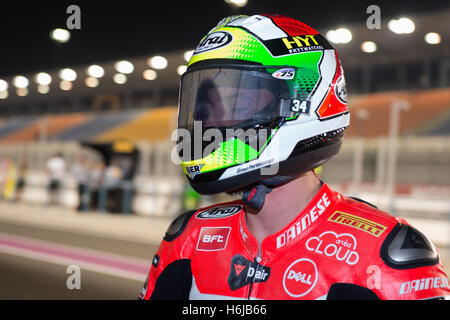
top-left (0, 0), bottom-right (448, 77)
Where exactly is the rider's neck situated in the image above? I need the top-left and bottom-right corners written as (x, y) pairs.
top-left (244, 170), bottom-right (322, 246)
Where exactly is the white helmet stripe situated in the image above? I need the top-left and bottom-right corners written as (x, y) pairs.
top-left (228, 15), bottom-right (288, 40)
top-left (310, 49), bottom-right (337, 119)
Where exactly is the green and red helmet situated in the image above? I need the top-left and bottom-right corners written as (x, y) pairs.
top-left (177, 14), bottom-right (349, 198)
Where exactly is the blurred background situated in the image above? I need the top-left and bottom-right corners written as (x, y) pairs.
top-left (0, 0), bottom-right (448, 299)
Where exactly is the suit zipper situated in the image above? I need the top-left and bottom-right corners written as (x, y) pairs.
top-left (247, 250), bottom-right (262, 299)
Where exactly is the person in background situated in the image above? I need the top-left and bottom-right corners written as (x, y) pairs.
top-left (103, 160), bottom-right (123, 189)
top-left (71, 155), bottom-right (89, 211)
top-left (15, 158), bottom-right (28, 202)
top-left (2, 158), bottom-right (17, 201)
top-left (88, 160), bottom-right (105, 210)
top-left (45, 152), bottom-right (66, 206)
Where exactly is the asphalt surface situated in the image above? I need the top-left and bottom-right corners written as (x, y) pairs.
top-left (0, 221), bottom-right (159, 300)
top-left (0, 208), bottom-right (448, 301)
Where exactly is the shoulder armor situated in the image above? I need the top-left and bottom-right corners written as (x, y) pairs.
top-left (163, 210), bottom-right (196, 242)
top-left (349, 196), bottom-right (377, 209)
top-left (380, 223), bottom-right (439, 269)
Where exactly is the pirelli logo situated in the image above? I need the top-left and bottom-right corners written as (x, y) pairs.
top-left (328, 211), bottom-right (387, 237)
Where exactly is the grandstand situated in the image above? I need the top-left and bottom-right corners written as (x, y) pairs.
top-left (346, 87), bottom-right (450, 137)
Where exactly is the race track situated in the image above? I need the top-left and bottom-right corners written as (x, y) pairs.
top-left (0, 221), bottom-right (158, 299)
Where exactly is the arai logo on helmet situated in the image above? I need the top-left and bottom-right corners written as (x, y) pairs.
top-left (272, 68), bottom-right (295, 80)
top-left (196, 205), bottom-right (242, 219)
top-left (194, 31), bottom-right (233, 55)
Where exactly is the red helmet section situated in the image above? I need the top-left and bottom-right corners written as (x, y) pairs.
top-left (317, 53), bottom-right (349, 119)
top-left (262, 13), bottom-right (319, 36)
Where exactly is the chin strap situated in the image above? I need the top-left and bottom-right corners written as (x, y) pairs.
top-left (242, 184), bottom-right (272, 211)
top-left (240, 176), bottom-right (297, 211)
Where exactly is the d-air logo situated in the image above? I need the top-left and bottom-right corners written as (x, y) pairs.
top-left (228, 254), bottom-right (270, 291)
top-left (196, 205), bottom-right (242, 219)
top-left (186, 164), bottom-right (204, 179)
top-left (196, 227), bottom-right (231, 251)
top-left (193, 31), bottom-right (233, 55)
top-left (283, 258), bottom-right (318, 298)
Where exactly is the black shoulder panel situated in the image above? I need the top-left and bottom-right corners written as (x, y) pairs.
top-left (380, 223), bottom-right (439, 269)
top-left (349, 197), bottom-right (378, 209)
top-left (163, 210), bottom-right (196, 242)
top-left (327, 283), bottom-right (379, 300)
top-left (150, 259), bottom-right (192, 300)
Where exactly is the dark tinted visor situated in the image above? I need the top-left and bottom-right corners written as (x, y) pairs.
top-left (178, 66), bottom-right (290, 132)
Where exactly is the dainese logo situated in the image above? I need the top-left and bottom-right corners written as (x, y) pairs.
top-left (283, 258), bottom-right (318, 298)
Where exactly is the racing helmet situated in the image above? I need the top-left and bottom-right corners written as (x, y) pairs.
top-left (177, 14), bottom-right (349, 207)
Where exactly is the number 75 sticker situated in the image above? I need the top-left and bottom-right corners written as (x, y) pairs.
top-left (290, 99), bottom-right (311, 114)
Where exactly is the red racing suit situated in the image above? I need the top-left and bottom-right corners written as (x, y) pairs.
top-left (140, 183), bottom-right (450, 300)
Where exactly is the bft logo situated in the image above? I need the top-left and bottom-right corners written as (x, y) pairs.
top-left (196, 227), bottom-right (231, 251)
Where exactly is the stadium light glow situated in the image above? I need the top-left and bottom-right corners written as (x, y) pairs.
top-left (60, 80), bottom-right (73, 91)
top-left (224, 0), bottom-right (248, 7)
top-left (34, 72), bottom-right (52, 85)
top-left (113, 73), bottom-right (127, 84)
top-left (16, 88), bottom-right (28, 96)
top-left (388, 17), bottom-right (415, 34)
top-left (424, 32), bottom-right (441, 45)
top-left (148, 56), bottom-right (168, 70)
top-left (361, 41), bottom-right (377, 53)
top-left (183, 50), bottom-right (194, 62)
top-left (87, 65), bottom-right (105, 78)
top-left (59, 68), bottom-right (77, 81)
top-left (85, 77), bottom-right (99, 88)
top-left (50, 28), bottom-right (71, 43)
top-left (114, 60), bottom-right (134, 74)
top-left (177, 65), bottom-right (187, 75)
top-left (13, 76), bottom-right (29, 88)
top-left (326, 28), bottom-right (352, 44)
top-left (143, 69), bottom-right (157, 81)
top-left (37, 84), bottom-right (50, 94)
top-left (0, 91), bottom-right (8, 99)
top-left (0, 79), bottom-right (8, 91)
